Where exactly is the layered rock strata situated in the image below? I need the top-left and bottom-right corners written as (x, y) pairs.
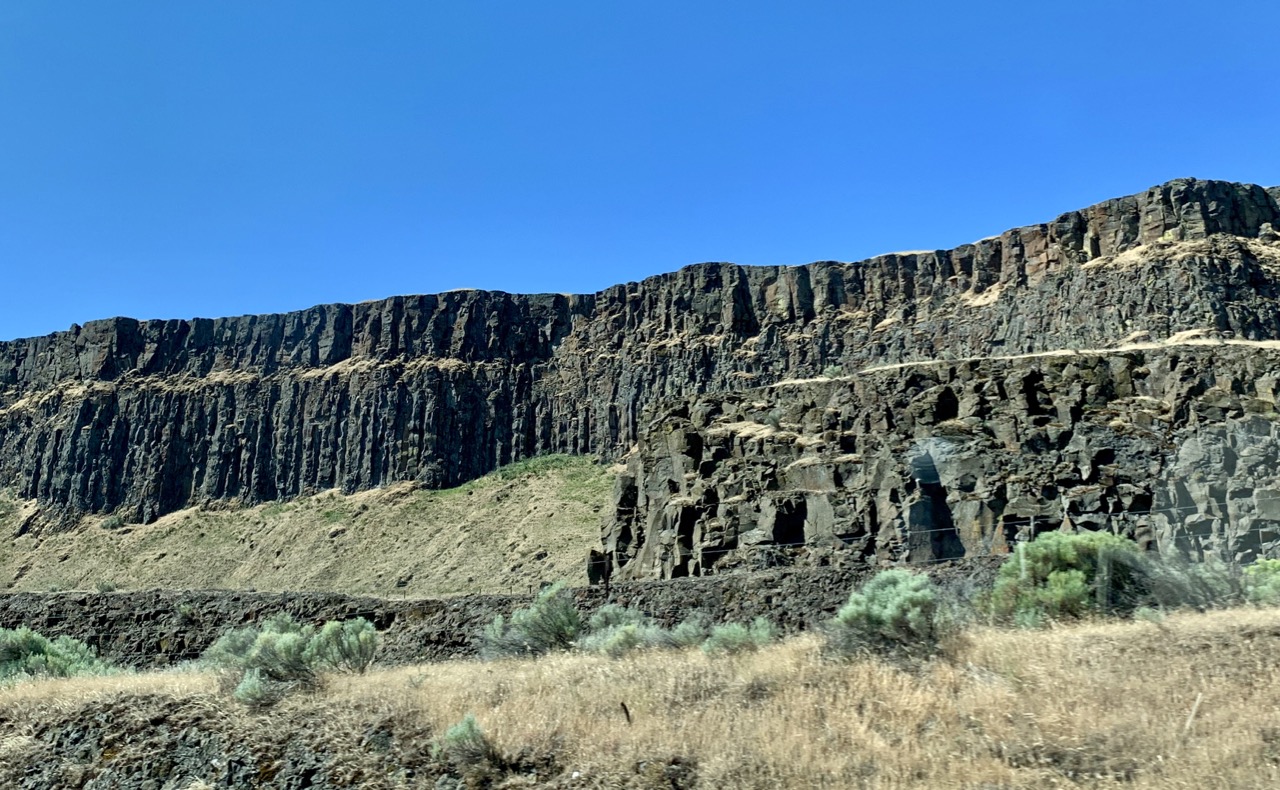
top-left (3, 178), bottom-right (1280, 526)
top-left (603, 344), bottom-right (1280, 579)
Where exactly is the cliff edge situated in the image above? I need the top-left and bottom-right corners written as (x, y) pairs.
top-left (3, 178), bottom-right (1280, 529)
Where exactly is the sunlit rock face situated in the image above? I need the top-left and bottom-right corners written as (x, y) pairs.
top-left (4, 178), bottom-right (1280, 535)
top-left (601, 345), bottom-right (1280, 579)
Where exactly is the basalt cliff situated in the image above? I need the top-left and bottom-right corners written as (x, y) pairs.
top-left (5, 178), bottom-right (1280, 577)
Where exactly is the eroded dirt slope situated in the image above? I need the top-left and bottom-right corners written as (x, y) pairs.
top-left (0, 455), bottom-right (613, 599)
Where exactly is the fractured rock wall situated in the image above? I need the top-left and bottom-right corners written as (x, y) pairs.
top-left (603, 345), bottom-right (1280, 579)
top-left (4, 178), bottom-right (1280, 525)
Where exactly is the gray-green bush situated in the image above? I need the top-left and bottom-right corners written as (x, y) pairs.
top-left (1246, 559), bottom-right (1280, 605)
top-left (586, 603), bottom-right (647, 631)
top-left (433, 713), bottom-right (498, 769)
top-left (701, 618), bottom-right (777, 656)
top-left (0, 627), bottom-right (112, 681)
top-left (578, 606), bottom-right (711, 658)
top-left (988, 531), bottom-right (1144, 625)
top-left (308, 618), bottom-right (379, 673)
top-left (204, 613), bottom-right (380, 706)
top-left (579, 622), bottom-right (666, 658)
top-left (231, 668), bottom-right (276, 707)
top-left (826, 569), bottom-right (939, 657)
top-left (481, 583), bottom-right (582, 658)
top-left (666, 613), bottom-right (713, 649)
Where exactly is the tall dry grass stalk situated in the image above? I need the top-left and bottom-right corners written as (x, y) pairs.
top-left (4, 608), bottom-right (1280, 788)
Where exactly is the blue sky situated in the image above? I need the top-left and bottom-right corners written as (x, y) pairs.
top-left (2, 1), bottom-right (1277, 341)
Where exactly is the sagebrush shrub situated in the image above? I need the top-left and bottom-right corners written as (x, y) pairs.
top-left (666, 614), bottom-right (712, 649)
top-left (434, 713), bottom-right (497, 768)
top-left (700, 618), bottom-right (777, 656)
top-left (0, 627), bottom-right (111, 681)
top-left (578, 606), bottom-right (711, 657)
top-left (826, 569), bottom-right (939, 656)
top-left (1246, 559), bottom-right (1280, 605)
top-left (307, 618), bottom-right (378, 673)
top-left (206, 613), bottom-right (317, 686)
top-left (579, 622), bottom-right (647, 657)
top-left (232, 668), bottom-right (275, 707)
top-left (204, 613), bottom-right (380, 706)
top-left (989, 531), bottom-right (1143, 624)
top-left (587, 603), bottom-right (648, 631)
top-left (481, 583), bottom-right (582, 658)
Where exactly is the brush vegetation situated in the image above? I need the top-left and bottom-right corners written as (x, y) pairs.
top-left (2, 607), bottom-right (1280, 787)
top-left (826, 568), bottom-right (943, 658)
top-left (203, 613), bottom-right (379, 707)
top-left (0, 627), bottom-right (111, 681)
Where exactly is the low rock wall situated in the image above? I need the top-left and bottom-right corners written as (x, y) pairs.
top-left (0, 558), bottom-right (1001, 668)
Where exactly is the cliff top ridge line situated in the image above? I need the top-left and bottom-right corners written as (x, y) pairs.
top-left (3, 177), bottom-right (1278, 392)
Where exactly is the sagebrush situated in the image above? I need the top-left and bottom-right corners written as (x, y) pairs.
top-left (481, 583), bottom-right (582, 658)
top-left (826, 569), bottom-right (940, 657)
top-left (1246, 558), bottom-right (1280, 605)
top-left (0, 627), bottom-right (112, 681)
top-left (577, 605), bottom-right (711, 658)
top-left (701, 617), bottom-right (777, 656)
top-left (988, 531), bottom-right (1144, 624)
top-left (204, 613), bottom-right (380, 706)
top-left (433, 713), bottom-right (498, 769)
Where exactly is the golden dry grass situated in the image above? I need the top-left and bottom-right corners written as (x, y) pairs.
top-left (4, 607), bottom-right (1280, 788)
top-left (0, 455), bottom-right (613, 598)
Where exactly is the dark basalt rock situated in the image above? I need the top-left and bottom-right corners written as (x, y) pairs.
top-left (0, 558), bottom-right (1000, 668)
top-left (603, 346), bottom-right (1280, 579)
top-left (3, 178), bottom-right (1280, 531)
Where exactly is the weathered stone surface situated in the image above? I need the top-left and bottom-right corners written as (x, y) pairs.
top-left (603, 345), bottom-right (1280, 579)
top-left (3, 178), bottom-right (1280, 526)
top-left (0, 558), bottom-right (999, 668)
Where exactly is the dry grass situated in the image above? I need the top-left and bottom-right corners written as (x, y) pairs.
top-left (347, 607), bottom-right (1280, 787)
top-left (4, 607), bottom-right (1279, 788)
top-left (0, 455), bottom-right (614, 598)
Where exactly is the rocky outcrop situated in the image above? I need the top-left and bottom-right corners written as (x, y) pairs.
top-left (0, 558), bottom-right (999, 668)
top-left (602, 344), bottom-right (1280, 579)
top-left (4, 178), bottom-right (1280, 526)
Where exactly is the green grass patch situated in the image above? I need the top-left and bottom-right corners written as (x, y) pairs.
top-left (411, 454), bottom-right (609, 506)
top-left (262, 502), bottom-right (293, 518)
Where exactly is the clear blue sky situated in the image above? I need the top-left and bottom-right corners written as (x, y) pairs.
top-left (2, 2), bottom-right (1278, 341)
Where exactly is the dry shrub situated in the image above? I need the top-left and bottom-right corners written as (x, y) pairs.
top-left (481, 582), bottom-right (582, 658)
top-left (825, 568), bottom-right (940, 659)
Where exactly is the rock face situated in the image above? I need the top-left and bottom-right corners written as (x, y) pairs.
top-left (602, 345), bottom-right (1280, 579)
top-left (4, 178), bottom-right (1280, 529)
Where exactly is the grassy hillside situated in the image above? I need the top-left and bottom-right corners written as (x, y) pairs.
top-left (2, 607), bottom-right (1278, 788)
top-left (0, 455), bottom-right (615, 598)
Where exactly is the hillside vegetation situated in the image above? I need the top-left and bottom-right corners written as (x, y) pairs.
top-left (0, 455), bottom-right (614, 598)
top-left (1, 607), bottom-right (1278, 788)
